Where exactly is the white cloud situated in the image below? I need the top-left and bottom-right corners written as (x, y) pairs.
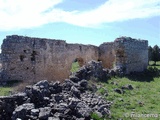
top-left (62, 0), bottom-right (160, 27)
top-left (0, 0), bottom-right (63, 30)
top-left (0, 0), bottom-right (160, 30)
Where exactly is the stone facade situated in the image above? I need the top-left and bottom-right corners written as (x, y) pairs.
top-left (0, 35), bottom-right (148, 81)
top-left (99, 37), bottom-right (148, 74)
top-left (114, 37), bottom-right (148, 74)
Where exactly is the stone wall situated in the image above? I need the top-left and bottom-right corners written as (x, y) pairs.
top-left (0, 35), bottom-right (148, 82)
top-left (114, 37), bottom-right (148, 74)
top-left (99, 42), bottom-right (115, 69)
top-left (99, 37), bottom-right (148, 74)
top-left (1, 35), bottom-right (99, 82)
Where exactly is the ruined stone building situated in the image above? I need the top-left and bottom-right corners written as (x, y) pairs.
top-left (0, 35), bottom-right (148, 82)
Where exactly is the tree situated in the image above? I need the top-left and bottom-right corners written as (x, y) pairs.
top-left (152, 45), bottom-right (160, 65)
top-left (148, 46), bottom-right (153, 61)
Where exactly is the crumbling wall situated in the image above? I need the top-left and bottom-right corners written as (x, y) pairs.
top-left (99, 42), bottom-right (116, 69)
top-left (1, 35), bottom-right (99, 82)
top-left (99, 37), bottom-right (148, 74)
top-left (0, 35), bottom-right (148, 82)
top-left (114, 37), bottom-right (148, 73)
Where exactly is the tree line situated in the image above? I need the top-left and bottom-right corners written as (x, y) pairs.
top-left (148, 45), bottom-right (160, 65)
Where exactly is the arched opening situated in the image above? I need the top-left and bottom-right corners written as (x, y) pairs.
top-left (70, 57), bottom-right (84, 73)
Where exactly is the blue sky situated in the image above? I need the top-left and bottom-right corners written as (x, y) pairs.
top-left (0, 0), bottom-right (160, 50)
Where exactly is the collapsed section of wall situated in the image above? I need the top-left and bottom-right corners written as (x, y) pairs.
top-left (1, 35), bottom-right (99, 82)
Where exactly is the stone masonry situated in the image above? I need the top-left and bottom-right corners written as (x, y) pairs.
top-left (99, 37), bottom-right (148, 74)
top-left (0, 35), bottom-right (148, 82)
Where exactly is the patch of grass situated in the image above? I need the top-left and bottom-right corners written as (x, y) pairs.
top-left (98, 77), bottom-right (160, 120)
top-left (96, 62), bottom-right (160, 120)
top-left (0, 87), bottom-right (12, 96)
top-left (97, 87), bottom-right (107, 95)
top-left (91, 112), bottom-right (103, 120)
top-left (0, 80), bottom-right (22, 96)
top-left (70, 62), bottom-right (80, 73)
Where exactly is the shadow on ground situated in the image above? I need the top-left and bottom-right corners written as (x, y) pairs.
top-left (126, 67), bottom-right (160, 82)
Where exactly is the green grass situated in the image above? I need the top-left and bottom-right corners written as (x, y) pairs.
top-left (91, 112), bottom-right (104, 120)
top-left (104, 77), bottom-right (160, 120)
top-left (94, 61), bottom-right (160, 120)
top-left (0, 80), bottom-right (21, 96)
top-left (70, 62), bottom-right (80, 73)
top-left (0, 87), bottom-right (12, 96)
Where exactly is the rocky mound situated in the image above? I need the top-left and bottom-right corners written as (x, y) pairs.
top-left (0, 79), bottom-right (112, 120)
top-left (0, 60), bottom-right (112, 120)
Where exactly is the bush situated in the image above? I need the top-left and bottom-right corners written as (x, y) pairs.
top-left (147, 66), bottom-right (160, 77)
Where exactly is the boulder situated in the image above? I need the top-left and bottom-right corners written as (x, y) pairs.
top-left (121, 84), bottom-right (134, 90)
top-left (114, 88), bottom-right (123, 94)
top-left (78, 80), bottom-right (88, 88)
top-left (69, 76), bottom-right (80, 83)
top-left (35, 80), bottom-right (49, 88)
top-left (39, 107), bottom-right (51, 120)
top-left (12, 103), bottom-right (34, 120)
top-left (71, 86), bottom-right (80, 98)
top-left (49, 81), bottom-right (62, 94)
